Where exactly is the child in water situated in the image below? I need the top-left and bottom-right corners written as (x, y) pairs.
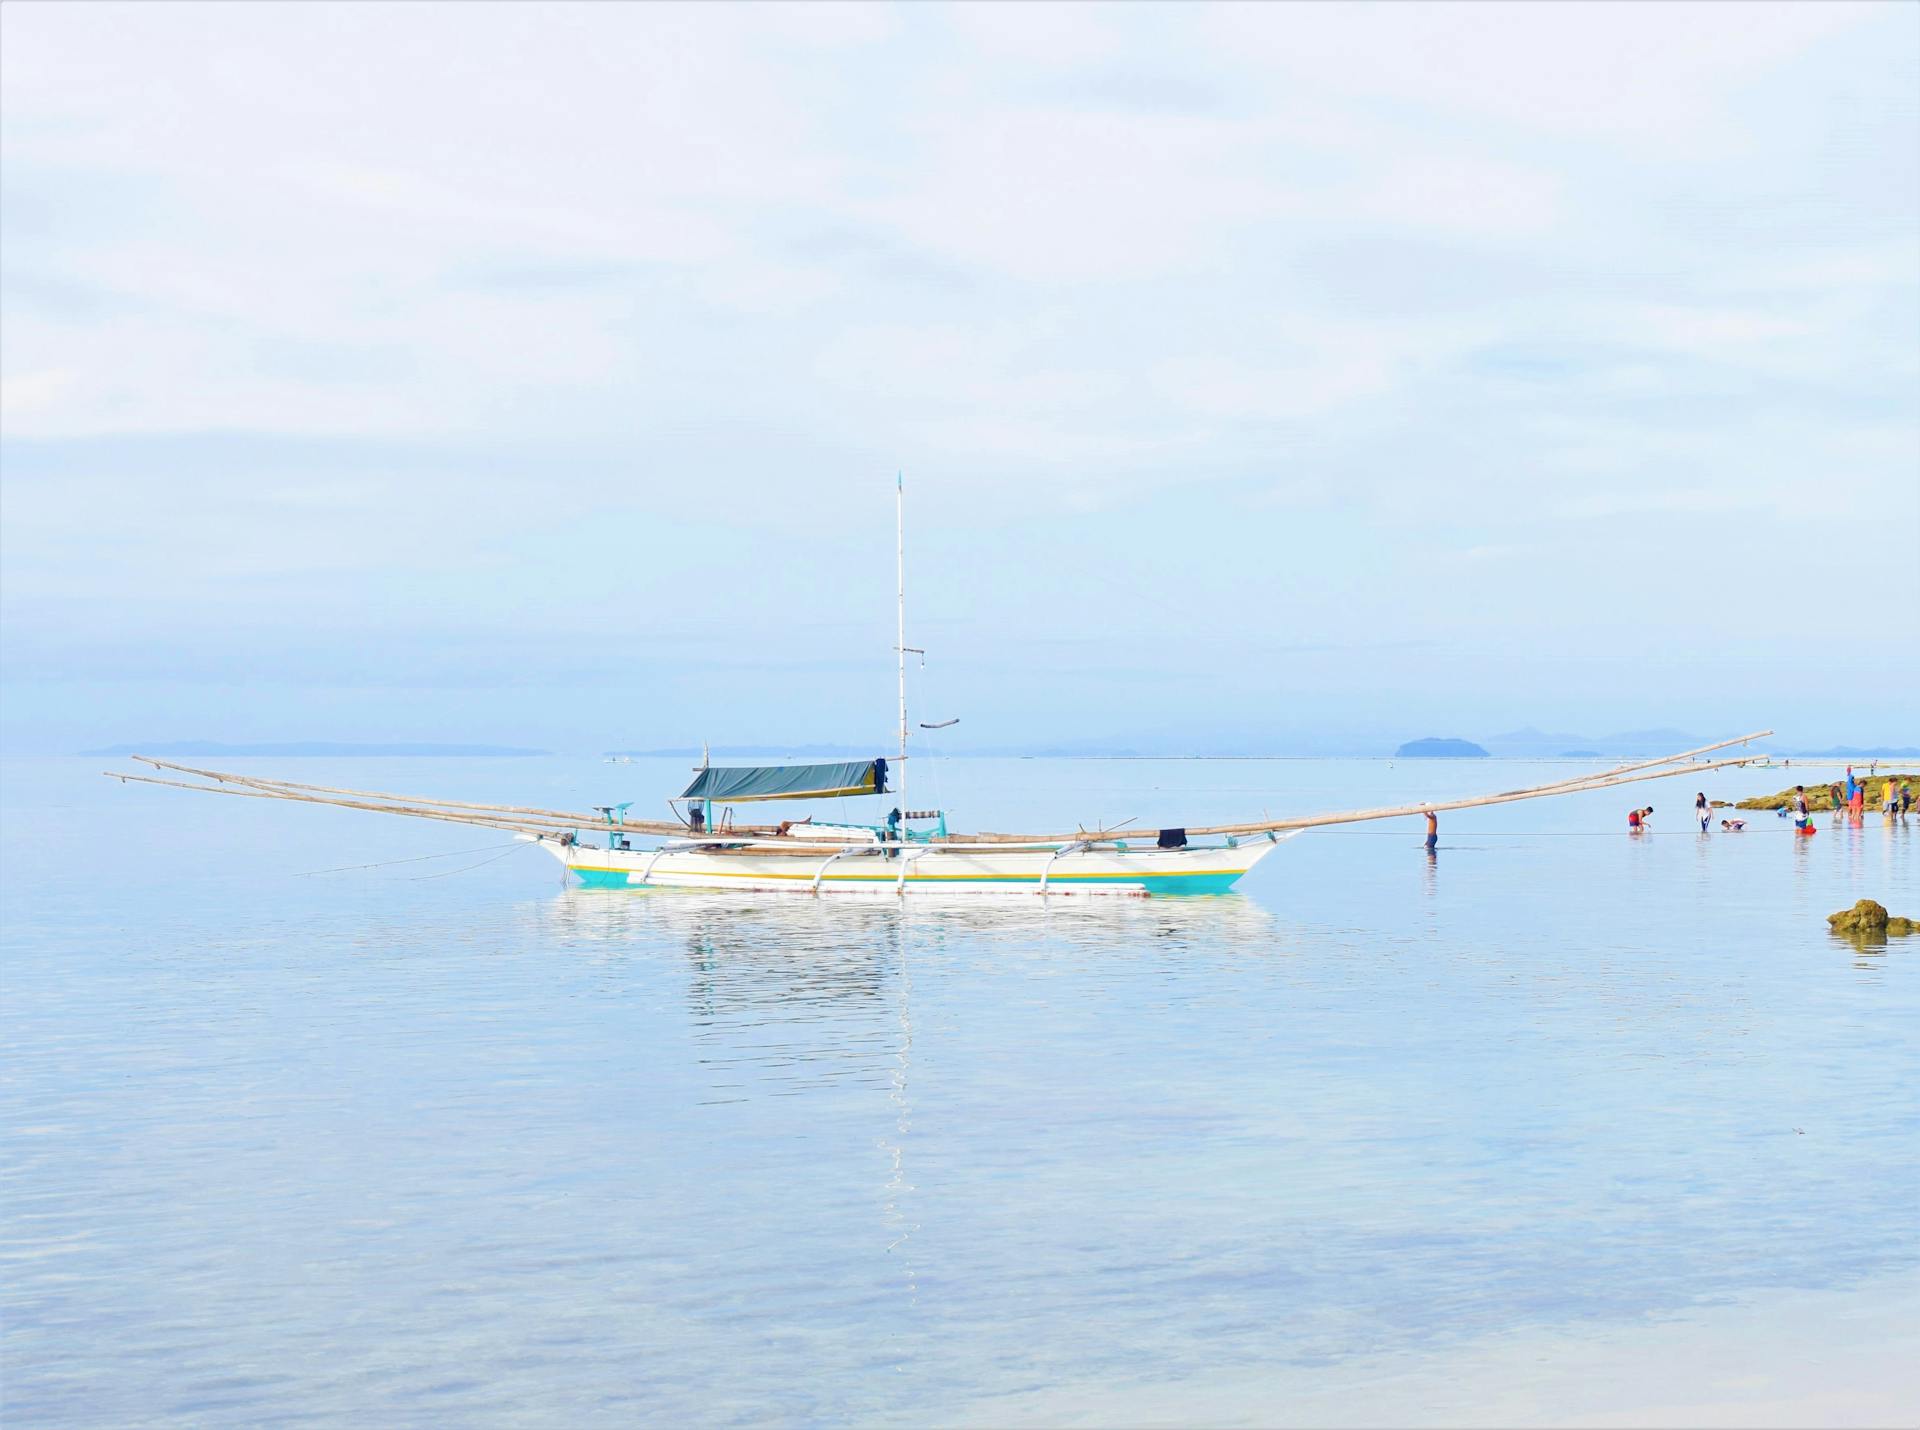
top-left (1720, 818), bottom-right (1746, 831)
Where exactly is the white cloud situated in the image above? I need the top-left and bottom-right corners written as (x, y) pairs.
top-left (2, 0), bottom-right (1915, 716)
top-left (1358, 156), bottom-right (1562, 239)
top-left (1151, 347), bottom-right (1396, 423)
top-left (940, 4), bottom-right (1125, 66)
top-left (860, 106), bottom-right (1290, 283)
top-left (1205, 1), bottom-right (1877, 155)
top-left (0, 369), bottom-right (77, 421)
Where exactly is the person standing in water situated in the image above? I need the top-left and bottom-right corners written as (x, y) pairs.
top-left (1793, 786), bottom-right (1811, 833)
top-left (1695, 792), bottom-right (1710, 831)
top-left (1424, 809), bottom-right (1438, 854)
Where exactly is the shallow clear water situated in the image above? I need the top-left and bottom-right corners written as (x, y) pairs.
top-left (3, 754), bottom-right (1916, 1424)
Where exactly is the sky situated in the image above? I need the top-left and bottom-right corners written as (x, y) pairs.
top-left (2, 1), bottom-right (1916, 755)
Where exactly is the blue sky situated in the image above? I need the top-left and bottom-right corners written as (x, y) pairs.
top-left (2, 1), bottom-right (1916, 754)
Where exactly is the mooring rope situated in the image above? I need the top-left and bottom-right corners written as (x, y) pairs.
top-left (291, 840), bottom-right (526, 877)
top-left (409, 842), bottom-right (537, 880)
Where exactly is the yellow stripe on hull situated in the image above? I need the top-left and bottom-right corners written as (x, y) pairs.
top-left (548, 836), bottom-right (1294, 895)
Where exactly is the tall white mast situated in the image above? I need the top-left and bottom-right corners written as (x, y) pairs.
top-left (896, 472), bottom-right (907, 818)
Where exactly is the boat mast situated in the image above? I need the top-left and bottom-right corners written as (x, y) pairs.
top-left (896, 472), bottom-right (907, 818)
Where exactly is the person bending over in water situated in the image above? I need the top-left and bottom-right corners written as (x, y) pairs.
top-left (1628, 806), bottom-right (1652, 831)
top-left (1720, 818), bottom-right (1746, 831)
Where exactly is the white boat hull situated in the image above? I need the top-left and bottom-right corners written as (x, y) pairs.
top-left (534, 834), bottom-right (1292, 896)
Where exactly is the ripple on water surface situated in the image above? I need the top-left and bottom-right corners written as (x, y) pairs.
top-left (2, 755), bottom-right (1916, 1424)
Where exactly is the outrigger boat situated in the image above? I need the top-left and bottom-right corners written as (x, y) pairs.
top-left (554, 752), bottom-right (1286, 895)
top-left (105, 482), bottom-right (1774, 897)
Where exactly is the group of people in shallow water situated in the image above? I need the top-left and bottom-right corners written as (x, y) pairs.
top-left (1781, 765), bottom-right (1913, 834)
top-left (1622, 803), bottom-right (1735, 831)
top-left (1424, 768), bottom-right (1912, 851)
top-left (1622, 768), bottom-right (1915, 837)
top-left (1627, 801), bottom-right (1738, 832)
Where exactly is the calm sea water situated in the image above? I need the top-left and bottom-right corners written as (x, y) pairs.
top-left (3, 754), bottom-right (1916, 1425)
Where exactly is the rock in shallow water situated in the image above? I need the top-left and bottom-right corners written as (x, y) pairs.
top-left (1827, 900), bottom-right (1917, 936)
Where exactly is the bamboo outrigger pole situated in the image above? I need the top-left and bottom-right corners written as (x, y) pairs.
top-left (1176, 748), bottom-right (1769, 840)
top-left (105, 771), bottom-right (590, 836)
top-left (973, 732), bottom-right (1776, 843)
top-left (126, 755), bottom-right (682, 832)
top-left (106, 731), bottom-right (1774, 850)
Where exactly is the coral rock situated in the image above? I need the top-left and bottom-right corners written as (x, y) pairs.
top-left (1828, 900), bottom-right (1917, 937)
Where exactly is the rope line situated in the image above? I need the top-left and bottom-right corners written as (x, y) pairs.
top-left (291, 840), bottom-right (526, 876)
top-left (410, 843), bottom-right (535, 880)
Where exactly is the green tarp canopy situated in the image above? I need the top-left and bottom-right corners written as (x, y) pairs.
top-left (681, 758), bottom-right (887, 803)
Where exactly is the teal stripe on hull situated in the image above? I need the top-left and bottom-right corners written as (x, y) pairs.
top-left (573, 868), bottom-right (639, 889)
top-left (569, 867), bottom-right (1245, 895)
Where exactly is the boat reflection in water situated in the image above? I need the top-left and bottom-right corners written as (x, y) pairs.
top-left (533, 888), bottom-right (1284, 1305)
top-left (536, 889), bottom-right (1286, 1103)
top-left (537, 886), bottom-right (1284, 1015)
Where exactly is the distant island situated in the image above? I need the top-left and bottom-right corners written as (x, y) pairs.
top-left (84, 741), bottom-right (547, 757)
top-left (1394, 737), bottom-right (1490, 758)
top-left (1480, 726), bottom-right (1707, 757)
top-left (1467, 727), bottom-right (1917, 760)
